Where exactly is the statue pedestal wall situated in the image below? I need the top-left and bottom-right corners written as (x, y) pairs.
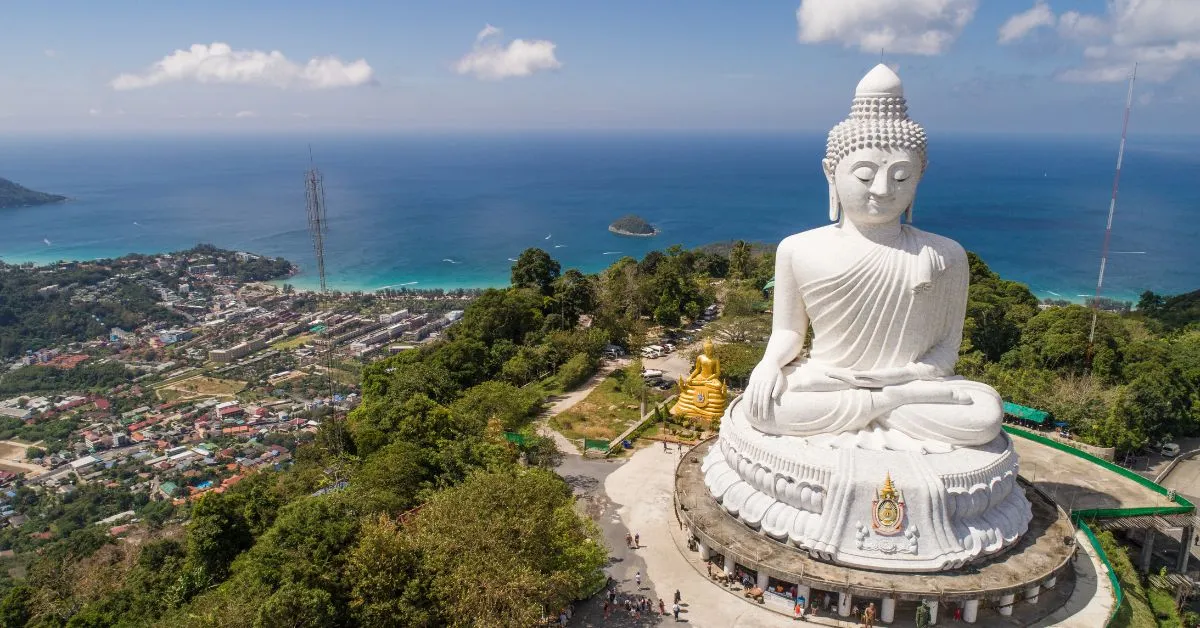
top-left (703, 398), bottom-right (1033, 572)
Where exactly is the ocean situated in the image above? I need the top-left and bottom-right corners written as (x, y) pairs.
top-left (0, 132), bottom-right (1196, 301)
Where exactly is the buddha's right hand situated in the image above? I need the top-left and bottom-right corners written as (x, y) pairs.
top-left (746, 363), bottom-right (784, 421)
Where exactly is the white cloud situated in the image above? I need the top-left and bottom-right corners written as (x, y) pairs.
top-left (234, 110), bottom-right (257, 118)
top-left (795, 0), bottom-right (978, 56)
top-left (44, 49), bottom-right (57, 58)
top-left (998, 2), bottom-right (1056, 44)
top-left (1009, 0), bottom-right (1200, 82)
top-left (88, 108), bottom-right (101, 117)
top-left (1058, 11), bottom-right (1109, 41)
top-left (476, 24), bottom-right (502, 44)
top-left (111, 42), bottom-right (375, 90)
top-left (454, 25), bottom-right (561, 80)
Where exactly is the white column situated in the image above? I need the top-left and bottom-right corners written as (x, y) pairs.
top-left (998, 593), bottom-right (1015, 616)
top-left (796, 584), bottom-right (811, 605)
top-left (963, 599), bottom-right (980, 623)
top-left (756, 570), bottom-right (769, 591)
top-left (838, 592), bottom-right (852, 617)
top-left (1025, 583), bottom-right (1041, 605)
top-left (697, 540), bottom-right (710, 560)
top-left (926, 600), bottom-right (939, 625)
top-left (723, 556), bottom-right (735, 579)
top-left (880, 597), bottom-right (896, 623)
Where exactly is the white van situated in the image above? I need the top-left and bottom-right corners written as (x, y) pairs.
top-left (1160, 442), bottom-right (1181, 458)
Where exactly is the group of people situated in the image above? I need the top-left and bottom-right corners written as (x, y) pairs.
top-left (624, 531), bottom-right (640, 549)
top-left (602, 588), bottom-right (683, 622)
top-left (789, 593), bottom-right (876, 626)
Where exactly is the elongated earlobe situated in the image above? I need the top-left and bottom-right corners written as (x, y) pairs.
top-left (905, 202), bottom-right (914, 224)
top-left (829, 186), bottom-right (841, 223)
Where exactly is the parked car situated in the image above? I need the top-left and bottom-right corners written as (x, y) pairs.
top-left (1161, 442), bottom-right (1181, 458)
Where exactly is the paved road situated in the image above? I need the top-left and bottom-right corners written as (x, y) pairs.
top-left (555, 452), bottom-right (667, 626)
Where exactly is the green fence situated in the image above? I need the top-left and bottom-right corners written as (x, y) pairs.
top-left (1004, 425), bottom-right (1196, 626)
top-left (1003, 425), bottom-right (1194, 516)
top-left (1077, 519), bottom-right (1124, 615)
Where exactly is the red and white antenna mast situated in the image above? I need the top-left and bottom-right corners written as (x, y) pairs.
top-left (1088, 63), bottom-right (1137, 356)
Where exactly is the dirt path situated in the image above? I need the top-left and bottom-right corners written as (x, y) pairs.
top-left (537, 359), bottom-right (630, 455)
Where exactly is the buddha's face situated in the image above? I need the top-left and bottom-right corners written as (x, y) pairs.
top-left (829, 146), bottom-right (921, 227)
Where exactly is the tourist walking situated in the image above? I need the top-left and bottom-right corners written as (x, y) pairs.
top-left (672, 602), bottom-right (681, 622)
top-left (659, 598), bottom-right (666, 615)
top-left (794, 598), bottom-right (806, 621)
top-left (625, 532), bottom-right (633, 548)
top-left (634, 532), bottom-right (640, 547)
top-left (674, 589), bottom-right (681, 604)
top-left (635, 570), bottom-right (641, 587)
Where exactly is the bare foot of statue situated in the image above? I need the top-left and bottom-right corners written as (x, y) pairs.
top-left (878, 380), bottom-right (974, 410)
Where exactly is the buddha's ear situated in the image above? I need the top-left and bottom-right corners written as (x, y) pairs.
top-left (905, 201), bottom-right (914, 224)
top-left (823, 159), bottom-right (840, 223)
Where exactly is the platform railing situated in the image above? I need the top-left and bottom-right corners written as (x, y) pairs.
top-left (1004, 425), bottom-right (1195, 626)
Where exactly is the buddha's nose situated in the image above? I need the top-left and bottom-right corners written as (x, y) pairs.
top-left (869, 172), bottom-right (893, 198)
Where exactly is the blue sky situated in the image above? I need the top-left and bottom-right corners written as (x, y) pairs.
top-left (1, 0), bottom-right (1198, 134)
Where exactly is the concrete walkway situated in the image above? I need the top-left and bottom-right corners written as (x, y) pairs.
top-left (601, 446), bottom-right (1115, 627)
top-left (537, 359), bottom-right (630, 455)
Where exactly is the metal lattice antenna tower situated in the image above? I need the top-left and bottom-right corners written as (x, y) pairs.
top-left (305, 147), bottom-right (328, 293)
top-left (1088, 64), bottom-right (1137, 360)
top-left (304, 147), bottom-right (343, 453)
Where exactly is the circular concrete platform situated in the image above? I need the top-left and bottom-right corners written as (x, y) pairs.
top-left (675, 437), bottom-right (1077, 615)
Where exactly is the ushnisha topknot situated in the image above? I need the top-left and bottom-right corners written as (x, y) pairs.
top-left (823, 64), bottom-right (928, 176)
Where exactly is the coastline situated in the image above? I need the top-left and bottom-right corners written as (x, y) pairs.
top-left (2, 247), bottom-right (1141, 305)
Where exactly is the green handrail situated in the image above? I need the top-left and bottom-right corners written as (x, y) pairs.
top-left (1077, 519), bottom-right (1124, 617)
top-left (1004, 425), bottom-right (1195, 626)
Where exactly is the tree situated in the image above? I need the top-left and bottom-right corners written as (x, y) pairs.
top-left (510, 248), bottom-right (561, 295)
top-left (552, 269), bottom-right (595, 329)
top-left (1006, 305), bottom-right (1126, 380)
top-left (963, 253), bottom-right (1040, 363)
top-left (184, 493), bottom-right (254, 589)
top-left (729, 240), bottom-right (752, 279)
top-left (451, 381), bottom-right (544, 432)
top-left (403, 469), bottom-right (607, 628)
top-left (709, 316), bottom-right (770, 344)
top-left (557, 352), bottom-right (596, 390)
top-left (346, 515), bottom-right (437, 627)
top-left (254, 583), bottom-right (335, 628)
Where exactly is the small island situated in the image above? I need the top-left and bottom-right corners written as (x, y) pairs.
top-left (0, 176), bottom-right (67, 209)
top-left (608, 214), bottom-right (658, 237)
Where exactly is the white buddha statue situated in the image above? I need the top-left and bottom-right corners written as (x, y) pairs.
top-left (743, 63), bottom-right (1003, 448)
top-left (700, 65), bottom-right (1031, 573)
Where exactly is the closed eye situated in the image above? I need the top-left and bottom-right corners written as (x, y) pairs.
top-left (853, 166), bottom-right (874, 182)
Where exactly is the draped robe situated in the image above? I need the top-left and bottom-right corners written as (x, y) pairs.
top-left (759, 226), bottom-right (1002, 446)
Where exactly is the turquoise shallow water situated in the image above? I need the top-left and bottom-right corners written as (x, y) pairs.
top-left (0, 132), bottom-right (1196, 300)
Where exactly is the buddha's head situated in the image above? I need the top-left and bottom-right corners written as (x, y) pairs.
top-left (823, 64), bottom-right (928, 226)
top-left (703, 336), bottom-right (715, 358)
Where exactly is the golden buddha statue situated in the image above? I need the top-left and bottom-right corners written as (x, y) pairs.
top-left (671, 338), bottom-right (728, 425)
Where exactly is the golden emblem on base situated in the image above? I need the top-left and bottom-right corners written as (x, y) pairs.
top-left (871, 472), bottom-right (906, 536)
top-left (670, 338), bottom-right (728, 426)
